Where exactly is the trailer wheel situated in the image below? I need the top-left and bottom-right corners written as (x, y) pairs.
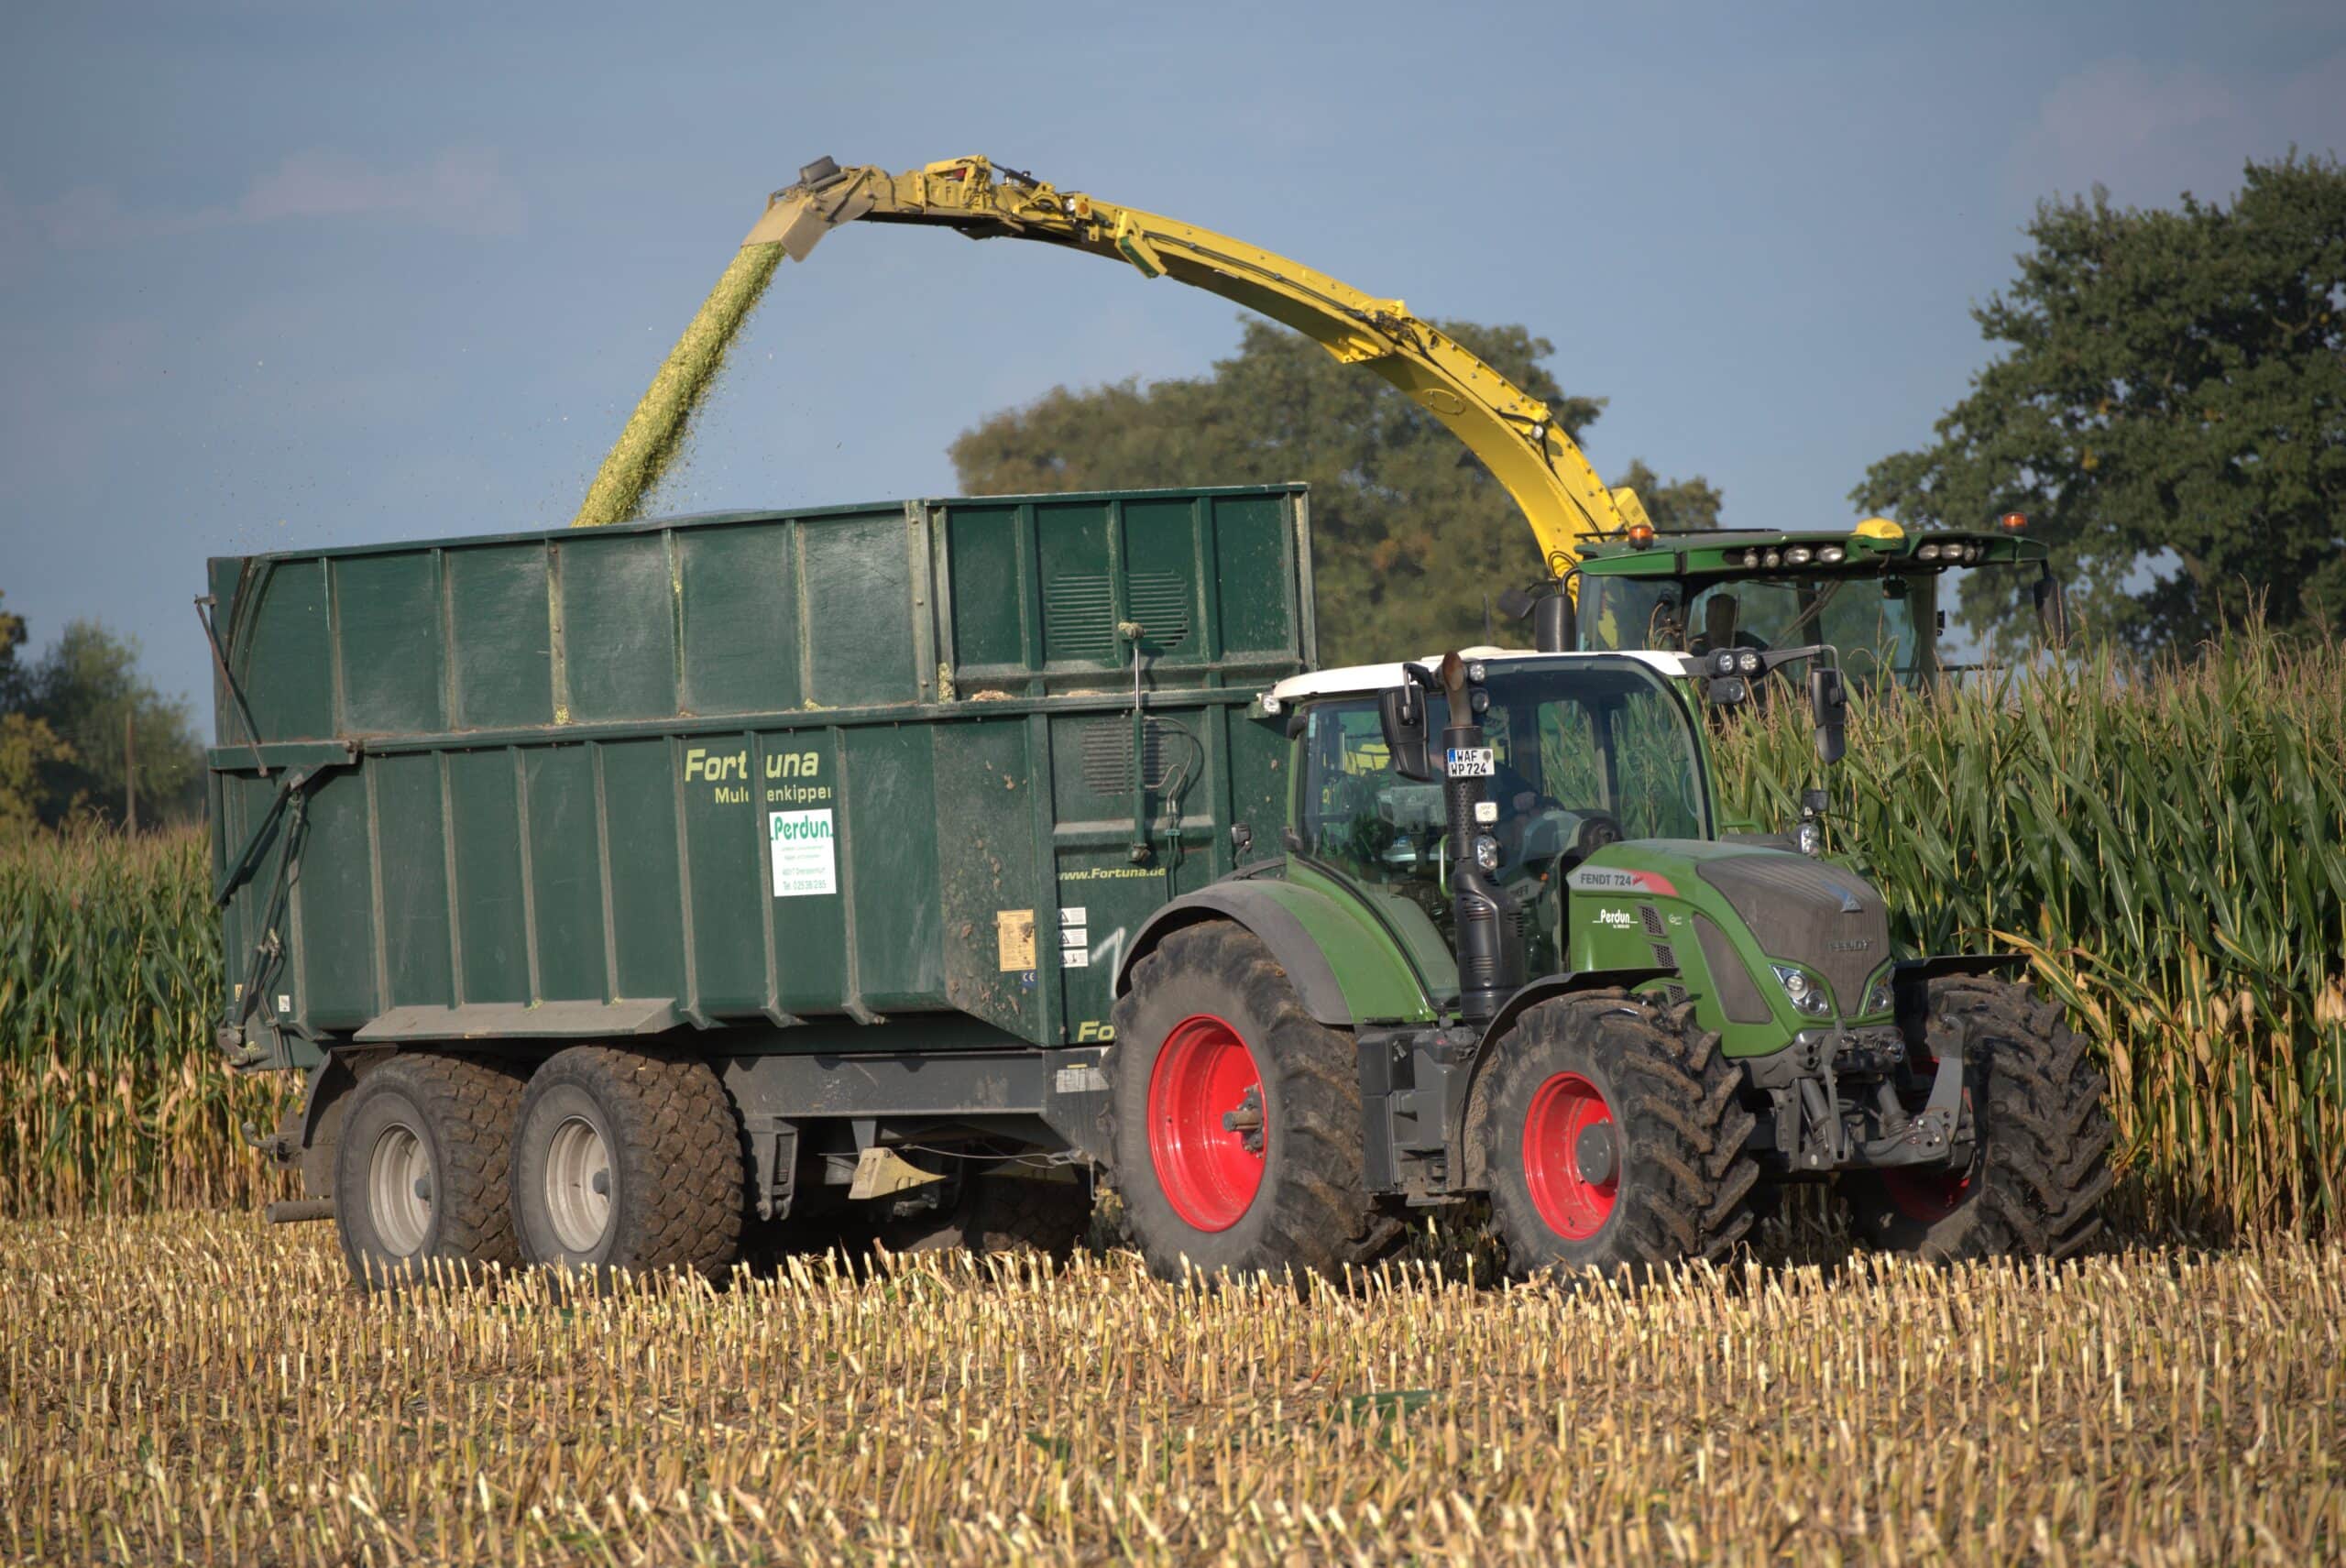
top-left (510, 1045), bottom-right (743, 1282)
top-left (1474, 992), bottom-right (1760, 1283)
top-left (334, 1051), bottom-right (524, 1288)
top-left (1844, 977), bottom-right (2112, 1262)
top-left (876, 1174), bottom-right (1094, 1265)
top-left (1106, 921), bottom-right (1401, 1282)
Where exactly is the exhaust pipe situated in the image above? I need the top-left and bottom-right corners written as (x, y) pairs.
top-left (1437, 653), bottom-right (1521, 1020)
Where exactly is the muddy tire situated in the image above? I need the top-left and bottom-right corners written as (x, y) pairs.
top-left (334, 1051), bottom-right (524, 1288)
top-left (1106, 922), bottom-right (1401, 1282)
top-left (876, 1174), bottom-right (1095, 1265)
top-left (1844, 977), bottom-right (2112, 1262)
top-left (510, 1045), bottom-right (743, 1282)
top-left (1474, 992), bottom-right (1761, 1283)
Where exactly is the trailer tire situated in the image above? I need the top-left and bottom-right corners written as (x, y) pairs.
top-left (1474, 992), bottom-right (1761, 1283)
top-left (510, 1045), bottom-right (744, 1283)
top-left (334, 1051), bottom-right (524, 1289)
top-left (1843, 978), bottom-right (2112, 1262)
top-left (877, 1174), bottom-right (1094, 1265)
top-left (1105, 921), bottom-right (1401, 1282)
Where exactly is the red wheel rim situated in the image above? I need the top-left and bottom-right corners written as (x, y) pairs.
top-left (1883, 1053), bottom-right (1975, 1222)
top-left (1146, 1014), bottom-right (1267, 1232)
top-left (1523, 1072), bottom-right (1618, 1240)
top-left (1883, 1165), bottom-right (1974, 1222)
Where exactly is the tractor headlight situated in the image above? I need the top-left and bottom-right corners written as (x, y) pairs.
top-left (1862, 971), bottom-right (1896, 1016)
top-left (1771, 963), bottom-right (1833, 1017)
top-left (1472, 834), bottom-right (1502, 872)
top-left (1795, 819), bottom-right (1824, 856)
top-left (1737, 651), bottom-right (1761, 674)
top-left (1916, 543), bottom-right (1941, 562)
top-left (1762, 549), bottom-right (1782, 568)
top-left (1819, 545), bottom-right (1847, 565)
top-left (1785, 546), bottom-right (1813, 565)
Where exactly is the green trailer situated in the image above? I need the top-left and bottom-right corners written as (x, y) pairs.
top-left (210, 483), bottom-right (2110, 1286)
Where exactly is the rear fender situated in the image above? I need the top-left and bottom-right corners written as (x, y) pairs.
top-left (1114, 880), bottom-right (1437, 1027)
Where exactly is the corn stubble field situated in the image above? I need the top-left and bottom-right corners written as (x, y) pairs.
top-left (3, 632), bottom-right (2343, 1563)
top-left (5, 1215), bottom-right (2342, 1565)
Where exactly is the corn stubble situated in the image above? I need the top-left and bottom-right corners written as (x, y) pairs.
top-left (1, 1213), bottom-right (2339, 1566)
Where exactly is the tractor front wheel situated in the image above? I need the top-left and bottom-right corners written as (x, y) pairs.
top-left (1106, 922), bottom-right (1400, 1282)
top-left (1843, 977), bottom-right (2111, 1262)
top-left (1476, 992), bottom-right (1760, 1283)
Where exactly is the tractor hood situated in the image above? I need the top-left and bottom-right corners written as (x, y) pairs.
top-left (1566, 841), bottom-right (1892, 1046)
top-left (1692, 850), bottom-right (1890, 1019)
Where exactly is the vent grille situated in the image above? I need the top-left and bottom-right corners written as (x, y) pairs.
top-left (1126, 572), bottom-right (1191, 647)
top-left (1044, 573), bottom-right (1116, 663)
top-left (1639, 904), bottom-right (1668, 939)
top-left (1080, 718), bottom-right (1184, 796)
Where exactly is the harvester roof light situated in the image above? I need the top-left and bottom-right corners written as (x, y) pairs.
top-left (1916, 543), bottom-right (1941, 562)
top-left (1785, 546), bottom-right (1813, 565)
top-left (1762, 549), bottom-right (1782, 568)
top-left (1819, 545), bottom-right (1847, 564)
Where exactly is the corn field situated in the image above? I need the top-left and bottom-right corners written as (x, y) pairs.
top-left (1712, 626), bottom-right (2346, 1237)
top-left (1, 630), bottom-right (2341, 1234)
top-left (0, 828), bottom-right (292, 1217)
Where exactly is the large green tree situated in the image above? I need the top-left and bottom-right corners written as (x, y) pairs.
top-left (1856, 154), bottom-right (2346, 653)
top-left (949, 319), bottom-right (1719, 666)
top-left (13, 620), bottom-right (205, 830)
top-left (0, 593), bottom-right (73, 838)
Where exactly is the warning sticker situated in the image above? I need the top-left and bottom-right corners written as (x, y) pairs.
top-left (996, 909), bottom-right (1036, 971)
top-left (769, 809), bottom-right (837, 897)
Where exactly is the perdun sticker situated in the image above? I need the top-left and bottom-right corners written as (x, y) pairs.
top-left (770, 809), bottom-right (837, 896)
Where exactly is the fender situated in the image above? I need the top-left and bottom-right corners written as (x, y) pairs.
top-left (1476, 968), bottom-right (1681, 1055)
top-left (1457, 968), bottom-right (1676, 1187)
top-left (1115, 879), bottom-right (1437, 1027)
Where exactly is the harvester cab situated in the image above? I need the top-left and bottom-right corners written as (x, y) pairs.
top-left (1107, 643), bottom-right (2110, 1281)
top-left (1559, 515), bottom-right (2068, 690)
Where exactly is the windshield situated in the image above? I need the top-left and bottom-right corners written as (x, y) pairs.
top-left (1298, 660), bottom-right (1710, 951)
top-left (1582, 571), bottom-right (1938, 688)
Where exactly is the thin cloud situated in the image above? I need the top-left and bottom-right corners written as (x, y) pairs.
top-left (4, 147), bottom-right (524, 260)
top-left (2008, 52), bottom-right (2346, 212)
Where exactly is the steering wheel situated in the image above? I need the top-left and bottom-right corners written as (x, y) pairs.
top-left (1571, 811), bottom-right (1625, 859)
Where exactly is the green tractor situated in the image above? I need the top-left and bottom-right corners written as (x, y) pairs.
top-left (1106, 641), bottom-right (2110, 1280)
top-left (1565, 514), bottom-right (2068, 688)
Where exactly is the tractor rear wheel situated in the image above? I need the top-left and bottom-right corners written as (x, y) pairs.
top-left (1106, 922), bottom-right (1401, 1282)
top-left (1475, 992), bottom-right (1760, 1283)
top-left (1843, 977), bottom-right (2111, 1262)
top-left (334, 1050), bottom-right (524, 1289)
top-left (509, 1045), bottom-right (744, 1283)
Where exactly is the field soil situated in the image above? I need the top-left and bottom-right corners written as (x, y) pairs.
top-left (4, 1212), bottom-right (2340, 1565)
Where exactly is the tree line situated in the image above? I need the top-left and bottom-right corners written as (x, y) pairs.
top-left (0, 593), bottom-right (205, 837)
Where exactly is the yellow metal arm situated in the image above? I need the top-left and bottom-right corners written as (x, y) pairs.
top-left (741, 157), bottom-right (1645, 574)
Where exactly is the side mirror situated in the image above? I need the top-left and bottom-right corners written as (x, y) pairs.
top-left (1378, 683), bottom-right (1435, 782)
top-left (2033, 572), bottom-right (2070, 647)
top-left (1531, 588), bottom-right (1574, 652)
top-left (1807, 666), bottom-right (1847, 764)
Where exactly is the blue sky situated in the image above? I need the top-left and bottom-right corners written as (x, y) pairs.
top-left (4, 0), bottom-right (2341, 714)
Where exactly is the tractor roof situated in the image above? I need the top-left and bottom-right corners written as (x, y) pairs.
top-left (1263, 649), bottom-right (1688, 708)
